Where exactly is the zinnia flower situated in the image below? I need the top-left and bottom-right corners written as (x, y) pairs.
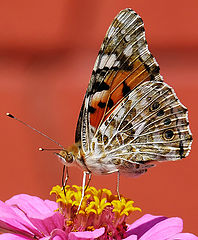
top-left (0, 185), bottom-right (197, 240)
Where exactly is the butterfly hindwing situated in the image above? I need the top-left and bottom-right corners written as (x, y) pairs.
top-left (87, 81), bottom-right (192, 175)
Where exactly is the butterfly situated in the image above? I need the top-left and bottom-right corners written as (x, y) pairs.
top-left (56, 8), bottom-right (192, 199)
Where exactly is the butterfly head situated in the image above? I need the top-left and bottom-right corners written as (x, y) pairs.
top-left (55, 150), bottom-right (75, 166)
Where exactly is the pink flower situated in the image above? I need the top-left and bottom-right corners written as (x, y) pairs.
top-left (0, 193), bottom-right (104, 239)
top-left (125, 214), bottom-right (198, 240)
top-left (0, 187), bottom-right (197, 239)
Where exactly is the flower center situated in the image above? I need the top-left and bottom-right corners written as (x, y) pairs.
top-left (51, 185), bottom-right (141, 239)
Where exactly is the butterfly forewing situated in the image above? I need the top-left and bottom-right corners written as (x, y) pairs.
top-left (75, 8), bottom-right (192, 176)
top-left (75, 9), bottom-right (162, 150)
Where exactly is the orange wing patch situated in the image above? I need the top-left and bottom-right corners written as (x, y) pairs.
top-left (89, 89), bottom-right (110, 129)
top-left (89, 58), bottom-right (152, 129)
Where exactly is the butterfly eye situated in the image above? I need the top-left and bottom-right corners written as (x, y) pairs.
top-left (55, 153), bottom-right (67, 165)
top-left (163, 129), bottom-right (174, 140)
top-left (66, 153), bottom-right (74, 163)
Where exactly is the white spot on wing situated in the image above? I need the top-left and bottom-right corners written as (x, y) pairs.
top-left (107, 26), bottom-right (115, 38)
top-left (99, 55), bottom-right (108, 69)
top-left (123, 44), bottom-right (133, 57)
top-left (117, 106), bottom-right (125, 119)
top-left (93, 90), bottom-right (108, 102)
top-left (106, 54), bottom-right (117, 68)
top-left (121, 29), bottom-right (126, 34)
top-left (113, 60), bottom-right (120, 67)
top-left (116, 11), bottom-right (125, 21)
top-left (125, 35), bottom-right (130, 42)
top-left (93, 55), bottom-right (100, 71)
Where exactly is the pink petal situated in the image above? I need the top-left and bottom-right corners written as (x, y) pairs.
top-left (51, 237), bottom-right (64, 240)
top-left (6, 194), bottom-right (58, 219)
top-left (168, 232), bottom-right (198, 239)
top-left (44, 200), bottom-right (59, 212)
top-left (126, 214), bottom-right (167, 238)
top-left (50, 228), bottom-right (68, 240)
top-left (6, 194), bottom-right (64, 236)
top-left (139, 217), bottom-right (183, 240)
top-left (29, 212), bottom-right (64, 236)
top-left (68, 228), bottom-right (105, 240)
top-left (123, 234), bottom-right (138, 240)
top-left (0, 233), bottom-right (31, 239)
top-left (0, 200), bottom-right (41, 238)
top-left (127, 214), bottom-right (166, 231)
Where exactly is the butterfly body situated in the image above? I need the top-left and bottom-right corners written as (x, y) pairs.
top-left (57, 8), bottom-right (192, 179)
top-left (58, 144), bottom-right (151, 176)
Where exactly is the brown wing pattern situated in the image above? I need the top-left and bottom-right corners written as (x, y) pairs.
top-left (87, 81), bottom-right (192, 176)
top-left (75, 9), bottom-right (163, 152)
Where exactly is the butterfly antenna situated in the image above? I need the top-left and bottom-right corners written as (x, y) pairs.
top-left (6, 113), bottom-right (64, 149)
top-left (38, 147), bottom-right (63, 151)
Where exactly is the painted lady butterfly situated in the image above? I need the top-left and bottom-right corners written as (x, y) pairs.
top-left (56, 9), bottom-right (192, 197)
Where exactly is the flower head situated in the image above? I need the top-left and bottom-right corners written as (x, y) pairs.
top-left (0, 185), bottom-right (197, 240)
top-left (50, 185), bottom-right (141, 239)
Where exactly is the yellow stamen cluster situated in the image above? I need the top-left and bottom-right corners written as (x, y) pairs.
top-left (50, 185), bottom-right (141, 217)
top-left (112, 197), bottom-right (141, 217)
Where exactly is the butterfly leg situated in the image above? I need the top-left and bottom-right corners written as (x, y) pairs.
top-left (106, 169), bottom-right (121, 200)
top-left (117, 171), bottom-right (121, 201)
top-left (85, 172), bottom-right (92, 191)
top-left (77, 171), bottom-right (90, 212)
top-left (62, 166), bottom-right (69, 196)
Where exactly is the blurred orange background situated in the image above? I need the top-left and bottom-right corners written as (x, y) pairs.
top-left (1, 0), bottom-right (198, 235)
